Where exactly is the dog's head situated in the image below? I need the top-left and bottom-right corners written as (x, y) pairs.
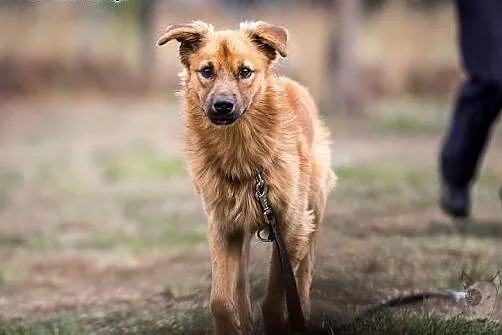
top-left (157, 21), bottom-right (288, 126)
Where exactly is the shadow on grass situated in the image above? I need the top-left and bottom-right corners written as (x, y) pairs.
top-left (307, 311), bottom-right (502, 335)
top-left (413, 220), bottom-right (502, 239)
top-left (427, 220), bottom-right (502, 239)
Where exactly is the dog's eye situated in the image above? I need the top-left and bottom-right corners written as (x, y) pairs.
top-left (238, 67), bottom-right (253, 79)
top-left (199, 66), bottom-right (214, 79)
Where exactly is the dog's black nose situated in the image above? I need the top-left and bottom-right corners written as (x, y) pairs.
top-left (212, 99), bottom-right (235, 115)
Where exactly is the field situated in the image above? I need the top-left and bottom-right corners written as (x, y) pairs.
top-left (1, 96), bottom-right (502, 334)
top-left (0, 1), bottom-right (500, 333)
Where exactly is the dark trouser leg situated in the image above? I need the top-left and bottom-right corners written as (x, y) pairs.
top-left (440, 78), bottom-right (502, 189)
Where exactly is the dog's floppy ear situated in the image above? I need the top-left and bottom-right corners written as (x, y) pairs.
top-left (156, 21), bottom-right (211, 66)
top-left (240, 21), bottom-right (288, 61)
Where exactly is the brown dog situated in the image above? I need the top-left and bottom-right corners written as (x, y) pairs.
top-left (157, 21), bottom-right (336, 335)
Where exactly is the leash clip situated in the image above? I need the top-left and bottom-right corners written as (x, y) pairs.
top-left (255, 170), bottom-right (274, 242)
top-left (255, 170), bottom-right (271, 215)
top-left (256, 228), bottom-right (273, 242)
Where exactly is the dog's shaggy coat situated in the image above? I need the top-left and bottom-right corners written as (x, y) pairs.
top-left (157, 20), bottom-right (336, 335)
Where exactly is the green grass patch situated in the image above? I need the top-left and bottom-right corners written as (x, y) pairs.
top-left (71, 222), bottom-right (206, 253)
top-left (118, 194), bottom-right (200, 224)
top-left (9, 214), bottom-right (205, 254)
top-left (334, 157), bottom-right (499, 192)
top-left (0, 319), bottom-right (80, 335)
top-left (33, 165), bottom-right (87, 193)
top-left (332, 312), bottom-right (502, 335)
top-left (335, 163), bottom-right (432, 185)
top-left (84, 307), bottom-right (212, 335)
top-left (376, 114), bottom-right (442, 133)
top-left (3, 307), bottom-right (501, 335)
top-left (333, 162), bottom-right (435, 208)
top-left (370, 98), bottom-right (449, 134)
top-left (0, 168), bottom-right (22, 213)
top-left (477, 170), bottom-right (500, 188)
top-left (0, 307), bottom-right (212, 335)
top-left (94, 147), bottom-right (184, 183)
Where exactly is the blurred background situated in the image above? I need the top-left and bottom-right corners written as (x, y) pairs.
top-left (1, 0), bottom-right (502, 334)
top-left (0, 0), bottom-right (461, 105)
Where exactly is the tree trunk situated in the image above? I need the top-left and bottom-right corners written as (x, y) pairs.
top-left (139, 0), bottom-right (156, 87)
top-left (330, 0), bottom-right (362, 115)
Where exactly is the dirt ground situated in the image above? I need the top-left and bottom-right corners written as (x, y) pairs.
top-left (1, 96), bottom-right (502, 333)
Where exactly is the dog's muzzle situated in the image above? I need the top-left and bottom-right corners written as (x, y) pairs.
top-left (207, 94), bottom-right (241, 125)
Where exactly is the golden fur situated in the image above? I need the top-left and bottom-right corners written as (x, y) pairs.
top-left (157, 20), bottom-right (336, 335)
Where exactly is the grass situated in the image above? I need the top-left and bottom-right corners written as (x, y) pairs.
top-left (1, 97), bottom-right (502, 334)
top-left (0, 307), bottom-right (213, 335)
top-left (1, 302), bottom-right (502, 335)
top-left (335, 162), bottom-right (433, 188)
top-left (0, 168), bottom-right (22, 212)
top-left (333, 159), bottom-right (501, 216)
top-left (94, 147), bottom-right (185, 183)
top-left (378, 113), bottom-right (440, 133)
top-left (333, 162), bottom-right (437, 213)
top-left (0, 213), bottom-right (206, 255)
top-left (70, 223), bottom-right (206, 253)
top-left (0, 321), bottom-right (78, 335)
top-left (369, 99), bottom-right (450, 134)
top-left (328, 312), bottom-right (502, 335)
top-left (0, 234), bottom-right (24, 248)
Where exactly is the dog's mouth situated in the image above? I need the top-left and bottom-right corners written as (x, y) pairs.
top-left (210, 118), bottom-right (237, 125)
top-left (207, 110), bottom-right (246, 126)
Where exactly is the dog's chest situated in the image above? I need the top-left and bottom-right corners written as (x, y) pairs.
top-left (199, 173), bottom-right (289, 233)
top-left (206, 178), bottom-right (263, 231)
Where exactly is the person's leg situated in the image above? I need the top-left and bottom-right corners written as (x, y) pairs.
top-left (439, 78), bottom-right (502, 217)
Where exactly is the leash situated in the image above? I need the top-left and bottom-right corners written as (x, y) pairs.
top-left (316, 289), bottom-right (488, 334)
top-left (254, 169), bottom-right (306, 334)
top-left (253, 169), bottom-right (500, 333)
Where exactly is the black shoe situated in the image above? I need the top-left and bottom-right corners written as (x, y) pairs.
top-left (440, 185), bottom-right (471, 219)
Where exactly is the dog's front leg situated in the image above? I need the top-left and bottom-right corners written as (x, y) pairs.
top-left (208, 223), bottom-right (250, 335)
top-left (262, 216), bottom-right (315, 335)
top-left (236, 232), bottom-right (253, 333)
top-left (262, 244), bottom-right (287, 335)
